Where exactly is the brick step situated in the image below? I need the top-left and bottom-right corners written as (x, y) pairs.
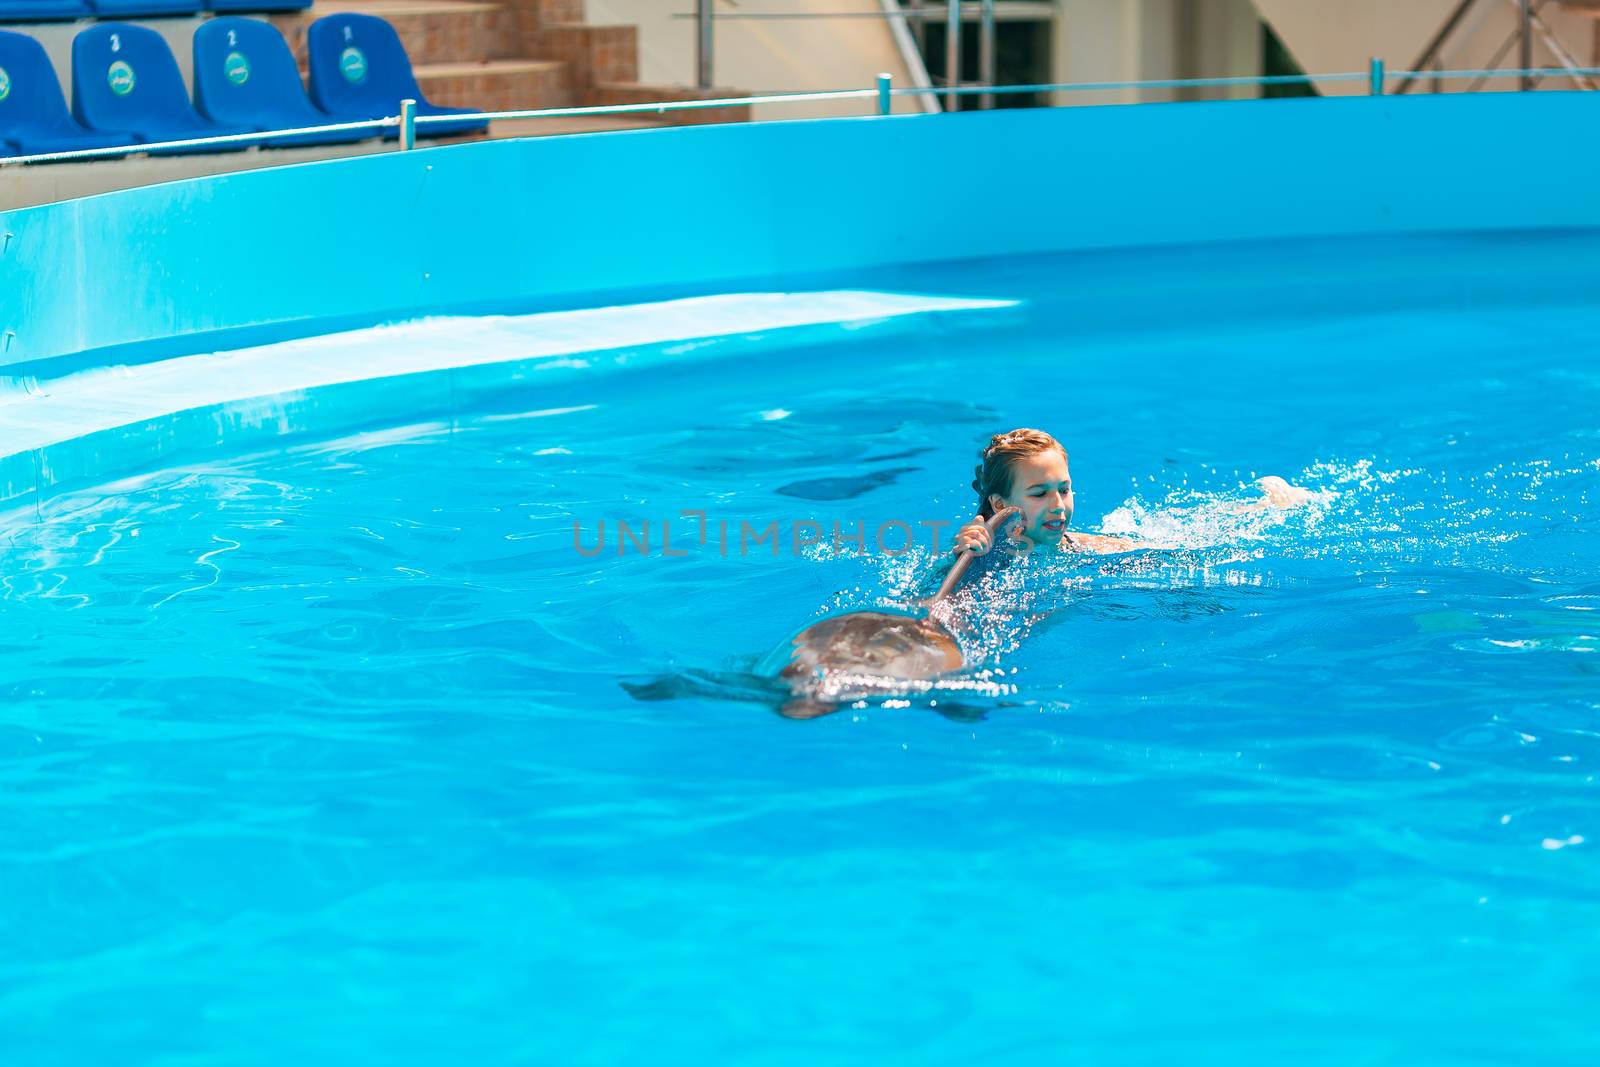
top-left (522, 23), bottom-right (639, 85)
top-left (586, 82), bottom-right (752, 126)
top-left (490, 115), bottom-right (667, 138)
top-left (415, 59), bottom-right (573, 112)
top-left (273, 0), bottom-right (515, 69)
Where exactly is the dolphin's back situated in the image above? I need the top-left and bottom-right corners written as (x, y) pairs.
top-left (779, 611), bottom-right (962, 683)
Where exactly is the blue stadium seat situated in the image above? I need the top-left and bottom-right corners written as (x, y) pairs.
top-left (0, 0), bottom-right (92, 20)
top-left (194, 18), bottom-right (374, 147)
top-left (0, 29), bottom-right (133, 155)
top-left (73, 23), bottom-right (255, 153)
top-left (205, 0), bottom-right (310, 12)
top-left (307, 13), bottom-right (486, 139)
top-left (87, 0), bottom-right (203, 17)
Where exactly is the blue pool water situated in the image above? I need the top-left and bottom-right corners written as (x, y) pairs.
top-left (3, 232), bottom-right (1599, 1064)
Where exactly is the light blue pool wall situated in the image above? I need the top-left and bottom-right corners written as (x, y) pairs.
top-left (4, 91), bottom-right (1600, 517)
top-left (5, 91), bottom-right (1600, 375)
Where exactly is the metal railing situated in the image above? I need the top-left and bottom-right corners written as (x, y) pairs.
top-left (1398, 0), bottom-right (1596, 94)
top-left (2, 63), bottom-right (1598, 169)
top-left (0, 116), bottom-right (394, 167)
top-left (676, 1), bottom-right (1011, 109)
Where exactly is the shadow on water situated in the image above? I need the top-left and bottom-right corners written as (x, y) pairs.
top-left (618, 665), bottom-right (1002, 723)
top-left (775, 466), bottom-right (922, 501)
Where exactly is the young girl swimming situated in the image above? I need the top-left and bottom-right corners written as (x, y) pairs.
top-left (633, 429), bottom-right (1315, 719)
top-left (939, 427), bottom-right (1313, 588)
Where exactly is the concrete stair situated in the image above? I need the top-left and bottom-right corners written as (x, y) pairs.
top-left (415, 58), bottom-right (570, 111)
top-left (519, 8), bottom-right (750, 125)
top-left (274, 0), bottom-right (518, 66)
top-left (585, 83), bottom-right (755, 126)
top-left (520, 20), bottom-right (638, 86)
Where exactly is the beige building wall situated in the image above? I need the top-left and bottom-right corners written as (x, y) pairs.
top-left (585, 0), bottom-right (935, 119)
top-left (1048, 1), bottom-right (1600, 105)
top-left (588, 1), bottom-right (1272, 115)
top-left (1051, 0), bottom-right (1261, 106)
top-left (591, 1), bottom-right (1600, 117)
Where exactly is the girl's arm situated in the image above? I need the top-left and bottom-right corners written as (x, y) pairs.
top-left (1068, 532), bottom-right (1155, 553)
top-left (1229, 476), bottom-right (1320, 513)
top-left (1079, 477), bottom-right (1317, 552)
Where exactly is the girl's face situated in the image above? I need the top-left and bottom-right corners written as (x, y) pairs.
top-left (992, 449), bottom-right (1074, 547)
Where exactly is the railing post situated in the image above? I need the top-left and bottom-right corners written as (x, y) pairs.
top-left (1519, 0), bottom-right (1532, 90)
top-left (945, 0), bottom-right (961, 112)
top-left (399, 98), bottom-right (416, 150)
top-left (979, 0), bottom-right (996, 109)
top-left (877, 72), bottom-right (893, 116)
top-left (1368, 57), bottom-right (1384, 95)
top-left (696, 0), bottom-right (714, 90)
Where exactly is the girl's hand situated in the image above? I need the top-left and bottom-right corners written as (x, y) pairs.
top-left (953, 506), bottom-right (1021, 555)
top-left (1254, 475), bottom-right (1317, 509)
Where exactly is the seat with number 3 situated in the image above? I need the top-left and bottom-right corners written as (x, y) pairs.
top-left (0, 29), bottom-right (133, 156)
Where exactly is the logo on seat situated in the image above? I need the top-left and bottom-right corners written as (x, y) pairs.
top-left (339, 47), bottom-right (367, 85)
top-left (225, 51), bottom-right (251, 86)
top-left (0, 67), bottom-right (9, 103)
top-left (107, 60), bottom-right (136, 97)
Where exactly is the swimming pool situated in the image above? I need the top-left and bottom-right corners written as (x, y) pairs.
top-left (3, 217), bottom-right (1598, 1062)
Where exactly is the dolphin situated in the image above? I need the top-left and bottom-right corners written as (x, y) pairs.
top-left (761, 507), bottom-right (1021, 718)
top-left (620, 509), bottom-right (1021, 720)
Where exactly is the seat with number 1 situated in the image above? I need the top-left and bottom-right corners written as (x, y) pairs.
top-left (307, 13), bottom-right (488, 139)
